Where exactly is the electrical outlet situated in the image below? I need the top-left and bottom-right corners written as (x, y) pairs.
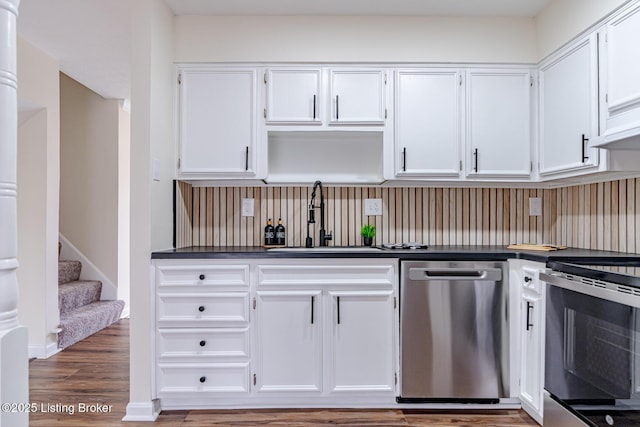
top-left (529, 197), bottom-right (542, 216)
top-left (364, 198), bottom-right (382, 216)
top-left (241, 198), bottom-right (254, 217)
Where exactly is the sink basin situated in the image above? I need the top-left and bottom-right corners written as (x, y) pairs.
top-left (267, 246), bottom-right (382, 252)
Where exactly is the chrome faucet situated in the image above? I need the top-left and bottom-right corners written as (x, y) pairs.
top-left (306, 180), bottom-right (332, 248)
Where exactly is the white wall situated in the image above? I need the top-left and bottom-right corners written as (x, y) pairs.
top-left (174, 15), bottom-right (537, 63)
top-left (126, 0), bottom-right (174, 420)
top-left (118, 105), bottom-right (131, 316)
top-left (535, 0), bottom-right (628, 60)
top-left (59, 73), bottom-right (119, 286)
top-left (16, 37), bottom-right (60, 358)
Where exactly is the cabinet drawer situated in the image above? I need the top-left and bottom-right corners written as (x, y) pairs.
top-left (257, 263), bottom-right (396, 288)
top-left (157, 292), bottom-right (250, 327)
top-left (157, 363), bottom-right (250, 395)
top-left (158, 328), bottom-right (250, 361)
top-left (157, 265), bottom-right (249, 289)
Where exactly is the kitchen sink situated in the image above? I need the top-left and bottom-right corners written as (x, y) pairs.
top-left (267, 246), bottom-right (382, 252)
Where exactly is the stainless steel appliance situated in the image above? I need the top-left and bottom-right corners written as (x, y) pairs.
top-left (541, 262), bottom-right (640, 427)
top-left (398, 260), bottom-right (509, 402)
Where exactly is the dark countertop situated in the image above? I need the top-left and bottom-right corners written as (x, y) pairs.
top-left (152, 245), bottom-right (640, 264)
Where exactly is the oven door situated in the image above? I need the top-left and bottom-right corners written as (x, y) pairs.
top-left (542, 271), bottom-right (640, 427)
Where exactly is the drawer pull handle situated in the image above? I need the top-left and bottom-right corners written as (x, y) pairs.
top-left (199, 376), bottom-right (206, 383)
top-left (199, 274), bottom-right (205, 280)
top-left (198, 306), bottom-right (205, 312)
top-left (524, 276), bottom-right (532, 283)
top-left (199, 340), bottom-right (206, 347)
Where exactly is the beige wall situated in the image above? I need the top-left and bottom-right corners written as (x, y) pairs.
top-left (174, 15), bottom-right (537, 63)
top-left (16, 37), bottom-right (60, 356)
top-left (535, 0), bottom-right (628, 60)
top-left (59, 74), bottom-right (119, 286)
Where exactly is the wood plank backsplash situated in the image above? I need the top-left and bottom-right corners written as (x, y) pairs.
top-left (176, 178), bottom-right (640, 253)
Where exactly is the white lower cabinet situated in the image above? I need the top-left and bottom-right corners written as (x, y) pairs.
top-left (254, 260), bottom-right (398, 403)
top-left (154, 258), bottom-right (398, 408)
top-left (326, 290), bottom-right (395, 394)
top-left (510, 260), bottom-right (545, 425)
top-left (154, 260), bottom-right (252, 404)
top-left (254, 290), bottom-right (323, 393)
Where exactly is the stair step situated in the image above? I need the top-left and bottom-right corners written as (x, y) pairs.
top-left (58, 260), bottom-right (82, 285)
top-left (58, 300), bottom-right (125, 349)
top-left (58, 280), bottom-right (102, 315)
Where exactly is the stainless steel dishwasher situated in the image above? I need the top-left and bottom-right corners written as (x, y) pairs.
top-left (398, 260), bottom-right (509, 403)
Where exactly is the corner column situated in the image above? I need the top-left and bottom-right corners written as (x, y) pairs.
top-left (0, 0), bottom-right (29, 426)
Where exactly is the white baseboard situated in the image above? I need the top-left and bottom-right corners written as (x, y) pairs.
top-left (122, 401), bottom-right (160, 422)
top-left (58, 233), bottom-right (118, 301)
top-left (28, 342), bottom-right (60, 359)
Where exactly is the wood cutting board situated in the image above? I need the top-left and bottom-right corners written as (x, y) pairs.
top-left (507, 243), bottom-right (568, 251)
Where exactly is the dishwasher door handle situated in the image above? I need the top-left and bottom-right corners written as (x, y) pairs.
top-left (408, 268), bottom-right (502, 281)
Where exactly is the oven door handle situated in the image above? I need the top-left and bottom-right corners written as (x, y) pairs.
top-left (540, 271), bottom-right (640, 308)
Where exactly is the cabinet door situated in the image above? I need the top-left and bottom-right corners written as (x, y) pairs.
top-left (520, 289), bottom-right (545, 425)
top-left (330, 69), bottom-right (386, 124)
top-left (254, 290), bottom-right (322, 393)
top-left (178, 68), bottom-right (257, 178)
top-left (266, 68), bottom-right (321, 124)
top-left (395, 70), bottom-right (461, 177)
top-left (539, 34), bottom-right (599, 175)
top-left (466, 70), bottom-right (532, 178)
top-left (604, 2), bottom-right (640, 130)
top-left (326, 291), bottom-right (395, 394)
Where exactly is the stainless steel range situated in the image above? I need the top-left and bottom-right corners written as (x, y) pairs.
top-left (541, 262), bottom-right (640, 427)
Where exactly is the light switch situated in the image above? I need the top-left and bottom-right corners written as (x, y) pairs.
top-left (529, 197), bottom-right (542, 216)
top-left (242, 198), bottom-right (254, 217)
top-left (152, 158), bottom-right (160, 181)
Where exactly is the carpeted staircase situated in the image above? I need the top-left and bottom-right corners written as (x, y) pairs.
top-left (58, 260), bottom-right (124, 349)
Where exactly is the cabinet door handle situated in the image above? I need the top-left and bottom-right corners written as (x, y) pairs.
top-left (524, 276), bottom-right (532, 283)
top-left (199, 340), bottom-right (206, 347)
top-left (198, 306), bottom-right (205, 312)
top-left (526, 301), bottom-right (533, 331)
top-left (402, 147), bottom-right (407, 172)
top-left (337, 296), bottom-right (341, 324)
top-left (311, 296), bottom-right (315, 324)
top-left (313, 94), bottom-right (316, 120)
top-left (473, 148), bottom-right (479, 173)
top-left (244, 146), bottom-right (249, 171)
top-left (199, 376), bottom-right (206, 383)
top-left (581, 134), bottom-right (589, 163)
top-left (336, 95), bottom-right (339, 120)
top-left (199, 274), bottom-right (205, 280)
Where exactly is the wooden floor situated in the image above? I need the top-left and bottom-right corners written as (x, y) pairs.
top-left (29, 319), bottom-right (538, 426)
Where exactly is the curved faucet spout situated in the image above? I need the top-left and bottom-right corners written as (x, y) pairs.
top-left (306, 180), bottom-right (332, 247)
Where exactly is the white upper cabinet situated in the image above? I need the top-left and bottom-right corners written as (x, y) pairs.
top-left (539, 34), bottom-right (599, 176)
top-left (329, 69), bottom-right (386, 124)
top-left (265, 68), bottom-right (322, 124)
top-left (178, 67), bottom-right (259, 179)
top-left (597, 2), bottom-right (640, 145)
top-left (466, 69), bottom-right (532, 178)
top-left (395, 69), bottom-right (462, 178)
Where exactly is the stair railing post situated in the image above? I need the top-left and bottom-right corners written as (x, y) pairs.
top-left (0, 1), bottom-right (29, 426)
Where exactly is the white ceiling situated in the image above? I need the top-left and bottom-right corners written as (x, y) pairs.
top-left (16, 0), bottom-right (552, 103)
top-left (165, 0), bottom-right (552, 17)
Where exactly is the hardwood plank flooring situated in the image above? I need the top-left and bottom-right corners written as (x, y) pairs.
top-left (29, 320), bottom-right (538, 426)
